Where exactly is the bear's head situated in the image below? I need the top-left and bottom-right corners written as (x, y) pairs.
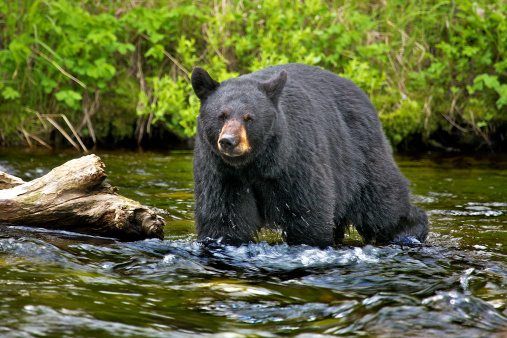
top-left (191, 67), bottom-right (287, 167)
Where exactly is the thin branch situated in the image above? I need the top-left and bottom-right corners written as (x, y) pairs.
top-left (45, 116), bottom-right (81, 151)
top-left (20, 128), bottom-right (33, 148)
top-left (28, 133), bottom-right (52, 149)
top-left (139, 34), bottom-right (191, 79)
top-left (161, 49), bottom-right (190, 79)
top-left (59, 114), bottom-right (88, 152)
top-left (33, 49), bottom-right (86, 89)
top-left (35, 111), bottom-right (49, 130)
top-left (24, 108), bottom-right (49, 130)
top-left (440, 113), bottom-right (469, 133)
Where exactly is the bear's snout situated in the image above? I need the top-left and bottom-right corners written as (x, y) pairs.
top-left (219, 134), bottom-right (238, 151)
top-left (217, 119), bottom-right (251, 157)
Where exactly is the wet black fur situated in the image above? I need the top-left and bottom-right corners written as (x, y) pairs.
top-left (192, 63), bottom-right (429, 247)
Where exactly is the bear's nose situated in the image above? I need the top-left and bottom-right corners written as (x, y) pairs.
top-left (218, 135), bottom-right (238, 150)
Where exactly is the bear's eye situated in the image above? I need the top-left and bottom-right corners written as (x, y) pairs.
top-left (218, 111), bottom-right (229, 120)
top-left (243, 114), bottom-right (253, 122)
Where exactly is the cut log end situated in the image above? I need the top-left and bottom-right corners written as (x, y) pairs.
top-left (0, 154), bottom-right (166, 241)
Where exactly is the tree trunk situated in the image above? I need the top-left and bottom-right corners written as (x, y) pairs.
top-left (0, 154), bottom-right (165, 240)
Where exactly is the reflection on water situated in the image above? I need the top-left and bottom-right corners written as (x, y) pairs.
top-left (0, 149), bottom-right (506, 337)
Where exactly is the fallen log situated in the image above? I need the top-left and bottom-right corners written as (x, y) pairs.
top-left (0, 154), bottom-right (165, 240)
top-left (0, 171), bottom-right (25, 189)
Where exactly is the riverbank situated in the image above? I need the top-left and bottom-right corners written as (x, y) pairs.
top-left (1, 129), bottom-right (506, 155)
top-left (1, 0), bottom-right (506, 152)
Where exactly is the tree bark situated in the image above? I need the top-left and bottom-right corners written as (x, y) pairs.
top-left (0, 154), bottom-right (165, 240)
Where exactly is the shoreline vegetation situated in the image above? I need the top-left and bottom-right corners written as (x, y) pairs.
top-left (0, 0), bottom-right (506, 153)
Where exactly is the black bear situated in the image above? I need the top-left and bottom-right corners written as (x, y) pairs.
top-left (191, 63), bottom-right (428, 247)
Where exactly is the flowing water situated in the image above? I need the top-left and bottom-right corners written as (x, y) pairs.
top-left (0, 149), bottom-right (505, 337)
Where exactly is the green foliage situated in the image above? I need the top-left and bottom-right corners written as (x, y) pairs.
top-left (1, 86), bottom-right (20, 100)
top-left (137, 76), bottom-right (199, 138)
top-left (470, 74), bottom-right (507, 109)
top-left (0, 0), bottom-right (505, 148)
top-left (55, 90), bottom-right (82, 110)
top-left (380, 99), bottom-right (422, 145)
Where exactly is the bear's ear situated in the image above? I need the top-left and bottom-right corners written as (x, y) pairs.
top-left (191, 67), bottom-right (220, 101)
top-left (260, 70), bottom-right (287, 102)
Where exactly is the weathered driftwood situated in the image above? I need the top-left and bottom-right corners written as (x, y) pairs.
top-left (0, 154), bottom-right (165, 240)
top-left (0, 171), bottom-right (25, 189)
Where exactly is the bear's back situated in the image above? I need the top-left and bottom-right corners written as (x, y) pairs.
top-left (243, 64), bottom-right (380, 126)
top-left (242, 64), bottom-right (387, 156)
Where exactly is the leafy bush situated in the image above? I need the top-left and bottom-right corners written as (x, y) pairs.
top-left (0, 0), bottom-right (505, 149)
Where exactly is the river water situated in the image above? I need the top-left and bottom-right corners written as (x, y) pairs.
top-left (0, 149), bottom-right (505, 337)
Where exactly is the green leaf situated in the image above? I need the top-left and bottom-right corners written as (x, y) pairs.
top-left (117, 43), bottom-right (135, 55)
top-left (41, 77), bottom-right (58, 94)
top-left (496, 84), bottom-right (507, 109)
top-left (1, 86), bottom-right (20, 100)
top-left (145, 44), bottom-right (165, 61)
top-left (55, 89), bottom-right (82, 109)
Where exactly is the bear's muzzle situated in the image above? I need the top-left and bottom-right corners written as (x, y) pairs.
top-left (218, 119), bottom-right (251, 157)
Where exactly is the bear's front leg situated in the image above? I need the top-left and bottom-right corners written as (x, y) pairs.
top-left (271, 172), bottom-right (336, 248)
top-left (194, 175), bottom-right (261, 246)
top-left (281, 208), bottom-right (335, 248)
